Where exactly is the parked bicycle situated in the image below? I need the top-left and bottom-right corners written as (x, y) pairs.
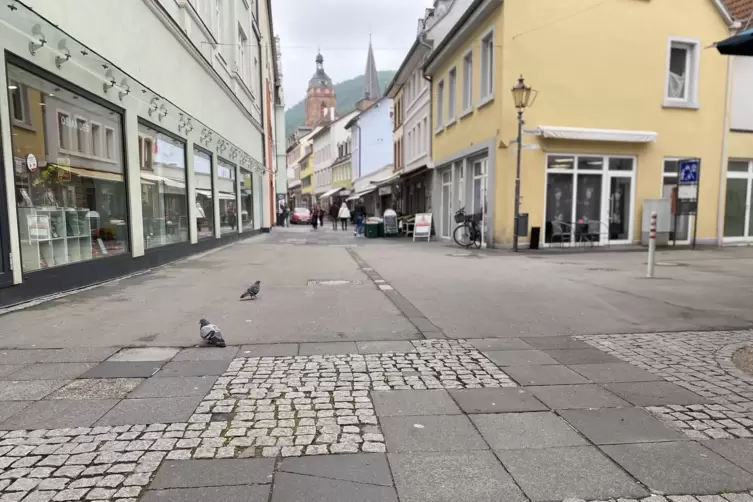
top-left (453, 207), bottom-right (483, 248)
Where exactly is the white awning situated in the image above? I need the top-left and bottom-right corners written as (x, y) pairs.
top-left (217, 191), bottom-right (236, 200)
top-left (537, 126), bottom-right (658, 143)
top-left (140, 172), bottom-right (186, 189)
top-left (371, 173), bottom-right (400, 187)
top-left (347, 187), bottom-right (375, 201)
top-left (319, 187), bottom-right (343, 199)
top-left (196, 189), bottom-right (212, 197)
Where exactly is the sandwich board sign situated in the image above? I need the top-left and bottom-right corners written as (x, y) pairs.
top-left (413, 213), bottom-right (432, 242)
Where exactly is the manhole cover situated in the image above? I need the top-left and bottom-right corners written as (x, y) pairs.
top-left (587, 267), bottom-right (617, 272)
top-left (307, 280), bottom-right (364, 286)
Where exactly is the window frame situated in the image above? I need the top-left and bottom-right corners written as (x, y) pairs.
top-left (664, 37), bottom-right (701, 109)
top-left (447, 66), bottom-right (458, 124)
top-left (436, 78), bottom-right (445, 132)
top-left (90, 121), bottom-right (102, 158)
top-left (237, 25), bottom-right (249, 84)
top-left (479, 27), bottom-right (495, 105)
top-left (8, 81), bottom-right (32, 128)
top-left (74, 116), bottom-right (89, 154)
top-left (462, 49), bottom-right (474, 115)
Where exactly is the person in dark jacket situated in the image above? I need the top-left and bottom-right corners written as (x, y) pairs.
top-left (311, 204), bottom-right (319, 230)
top-left (330, 203), bottom-right (340, 230)
top-left (318, 206), bottom-right (325, 227)
top-left (354, 199), bottom-right (367, 236)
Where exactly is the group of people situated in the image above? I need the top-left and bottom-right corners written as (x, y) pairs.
top-left (310, 199), bottom-right (367, 236)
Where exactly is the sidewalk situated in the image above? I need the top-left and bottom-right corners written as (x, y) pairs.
top-left (0, 230), bottom-right (751, 500)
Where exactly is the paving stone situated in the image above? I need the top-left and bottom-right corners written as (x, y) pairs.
top-left (108, 348), bottom-right (179, 362)
top-left (381, 415), bottom-right (487, 453)
top-left (238, 344), bottom-right (299, 357)
top-left (80, 362), bottom-right (164, 379)
top-left (389, 450), bottom-right (527, 502)
top-left (568, 363), bottom-right (661, 383)
top-left (560, 408), bottom-right (688, 445)
top-left (483, 350), bottom-right (560, 367)
top-left (602, 441), bottom-right (753, 494)
top-left (702, 439), bottom-right (753, 474)
top-left (128, 376), bottom-right (217, 398)
top-left (7, 364), bottom-right (95, 381)
top-left (472, 412), bottom-right (589, 450)
top-left (0, 380), bottom-right (68, 401)
top-left (356, 341), bottom-right (417, 354)
top-left (449, 388), bottom-right (548, 414)
top-left (140, 484), bottom-right (270, 502)
top-left (0, 400), bottom-right (119, 429)
top-left (270, 472), bottom-right (397, 502)
top-left (468, 338), bottom-right (535, 351)
top-left (95, 397), bottom-right (203, 426)
top-left (371, 390), bottom-right (461, 416)
top-left (37, 348), bottom-right (120, 364)
top-left (498, 446), bottom-right (649, 501)
top-left (149, 459), bottom-right (274, 488)
top-left (172, 347), bottom-right (240, 361)
top-left (526, 384), bottom-right (630, 409)
top-left (51, 489), bottom-right (90, 501)
top-left (604, 382), bottom-right (711, 407)
top-left (542, 349), bottom-right (623, 365)
top-left (520, 337), bottom-right (592, 350)
top-left (299, 342), bottom-right (359, 355)
top-left (154, 361), bottom-right (230, 378)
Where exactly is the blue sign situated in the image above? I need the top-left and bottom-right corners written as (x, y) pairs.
top-left (679, 160), bottom-right (699, 184)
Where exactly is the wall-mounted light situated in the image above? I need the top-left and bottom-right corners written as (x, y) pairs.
top-left (28, 24), bottom-right (46, 56)
top-left (102, 69), bottom-right (116, 94)
top-left (55, 39), bottom-right (71, 69)
top-left (118, 79), bottom-right (130, 102)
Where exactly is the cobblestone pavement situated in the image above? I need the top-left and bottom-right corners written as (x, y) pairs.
top-left (645, 403), bottom-right (753, 440)
top-left (560, 494), bottom-right (753, 502)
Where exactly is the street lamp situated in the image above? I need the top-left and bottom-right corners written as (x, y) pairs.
top-left (511, 75), bottom-right (536, 252)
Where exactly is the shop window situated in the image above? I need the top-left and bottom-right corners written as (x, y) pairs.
top-left (139, 122), bottom-right (189, 249)
top-left (194, 148), bottom-right (214, 239)
top-left (8, 64), bottom-right (129, 273)
top-left (241, 168), bottom-right (254, 231)
top-left (218, 157), bottom-right (238, 234)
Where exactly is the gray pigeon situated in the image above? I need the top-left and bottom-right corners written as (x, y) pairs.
top-left (199, 318), bottom-right (226, 347)
top-left (240, 280), bottom-right (261, 300)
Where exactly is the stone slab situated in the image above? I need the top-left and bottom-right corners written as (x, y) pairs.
top-left (702, 439), bottom-right (753, 475)
top-left (356, 341), bottom-right (417, 354)
top-left (525, 384), bottom-right (629, 409)
top-left (141, 485), bottom-right (270, 502)
top-left (389, 451), bottom-right (527, 502)
top-left (239, 344), bottom-right (299, 357)
top-left (154, 361), bottom-right (230, 378)
top-left (448, 388), bottom-right (548, 414)
top-left (498, 446), bottom-right (649, 501)
top-left (504, 365), bottom-right (590, 386)
top-left (482, 350), bottom-right (560, 367)
top-left (35, 347), bottom-right (120, 363)
top-left (95, 396), bottom-right (204, 426)
top-left (542, 348), bottom-right (623, 365)
top-left (80, 361), bottom-right (164, 379)
top-left (0, 379), bottom-right (67, 400)
top-left (602, 441), bottom-right (753, 494)
top-left (559, 407), bottom-right (688, 445)
top-left (471, 412), bottom-right (589, 450)
top-left (271, 472), bottom-right (398, 502)
top-left (108, 347), bottom-right (180, 362)
top-left (172, 347), bottom-right (240, 361)
top-left (128, 376), bottom-right (218, 398)
top-left (149, 459), bottom-right (275, 489)
top-left (298, 342), bottom-right (359, 355)
top-left (47, 378), bottom-right (144, 400)
top-left (0, 350), bottom-right (63, 365)
top-left (0, 400), bottom-right (32, 422)
top-left (568, 363), bottom-right (661, 383)
top-left (0, 365), bottom-right (27, 378)
top-left (278, 453), bottom-right (392, 486)
top-left (380, 415), bottom-right (488, 453)
top-left (0, 399), bottom-right (118, 429)
top-left (371, 390), bottom-right (461, 416)
top-left (604, 381), bottom-right (711, 406)
top-left (6, 363), bottom-right (95, 381)
top-left (468, 338), bottom-right (535, 351)
top-left (520, 337), bottom-right (592, 350)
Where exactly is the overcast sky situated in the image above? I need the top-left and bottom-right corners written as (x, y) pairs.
top-left (272, 0), bottom-right (434, 109)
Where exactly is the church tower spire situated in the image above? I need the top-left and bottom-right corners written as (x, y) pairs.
top-left (357, 36), bottom-right (381, 111)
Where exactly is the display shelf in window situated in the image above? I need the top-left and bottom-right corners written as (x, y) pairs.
top-left (18, 207), bottom-right (93, 272)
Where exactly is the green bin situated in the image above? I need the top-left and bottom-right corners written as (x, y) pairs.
top-left (365, 222), bottom-right (379, 238)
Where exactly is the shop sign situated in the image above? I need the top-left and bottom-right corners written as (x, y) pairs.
top-left (378, 186), bottom-right (391, 196)
top-left (26, 154), bottom-right (38, 173)
top-left (413, 213), bottom-right (432, 242)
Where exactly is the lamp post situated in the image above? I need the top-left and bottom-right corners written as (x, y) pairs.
top-left (511, 75), bottom-right (536, 252)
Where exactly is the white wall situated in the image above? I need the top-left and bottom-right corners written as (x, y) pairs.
top-left (403, 66), bottom-right (431, 173)
top-left (731, 56), bottom-right (753, 132)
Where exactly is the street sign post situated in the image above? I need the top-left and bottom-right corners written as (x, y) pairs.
top-left (675, 159), bottom-right (701, 249)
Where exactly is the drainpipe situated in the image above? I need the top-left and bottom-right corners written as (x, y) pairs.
top-left (420, 34), bottom-right (434, 216)
top-left (717, 25), bottom-right (737, 247)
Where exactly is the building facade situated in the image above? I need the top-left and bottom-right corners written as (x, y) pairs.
top-left (305, 53), bottom-right (336, 128)
top-left (425, 0), bottom-right (734, 247)
top-left (346, 100), bottom-right (393, 181)
top-left (0, 0), bottom-right (282, 306)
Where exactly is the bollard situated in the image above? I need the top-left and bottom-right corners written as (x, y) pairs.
top-left (647, 211), bottom-right (657, 278)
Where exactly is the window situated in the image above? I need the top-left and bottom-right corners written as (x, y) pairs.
top-left (238, 27), bottom-right (249, 83)
top-left (105, 128), bottom-right (115, 160)
top-left (241, 167), bottom-right (254, 231)
top-left (665, 39), bottom-right (699, 106)
top-left (9, 82), bottom-right (30, 125)
top-left (462, 51), bottom-right (473, 112)
top-left (75, 118), bottom-right (88, 153)
top-left (8, 64), bottom-right (129, 272)
top-left (436, 79), bottom-right (445, 129)
top-left (480, 30), bottom-right (494, 100)
top-left (417, 121), bottom-right (423, 155)
top-left (407, 131), bottom-right (412, 160)
top-left (218, 157), bottom-right (238, 234)
top-left (448, 67), bottom-right (457, 121)
top-left (140, 123), bottom-right (189, 249)
top-left (194, 148), bottom-right (214, 239)
top-left (91, 123), bottom-right (102, 157)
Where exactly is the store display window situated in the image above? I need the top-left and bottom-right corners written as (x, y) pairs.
top-left (139, 123), bottom-right (188, 249)
top-left (241, 167), bottom-right (254, 231)
top-left (8, 64), bottom-right (129, 272)
top-left (194, 148), bottom-right (214, 239)
top-left (217, 158), bottom-right (237, 234)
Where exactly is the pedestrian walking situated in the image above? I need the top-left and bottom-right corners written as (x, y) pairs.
top-left (338, 203), bottom-right (351, 231)
top-left (283, 204), bottom-right (290, 227)
top-left (311, 204), bottom-right (319, 230)
top-left (354, 198), bottom-right (366, 236)
top-left (277, 199), bottom-right (285, 227)
top-left (330, 203), bottom-right (340, 230)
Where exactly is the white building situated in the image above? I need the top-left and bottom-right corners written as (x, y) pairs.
top-left (0, 0), bottom-right (283, 306)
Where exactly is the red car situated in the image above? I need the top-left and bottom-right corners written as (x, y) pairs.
top-left (290, 207), bottom-right (312, 225)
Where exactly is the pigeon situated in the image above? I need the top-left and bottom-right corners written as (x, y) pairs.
top-left (240, 280), bottom-right (261, 300)
top-left (199, 318), bottom-right (226, 347)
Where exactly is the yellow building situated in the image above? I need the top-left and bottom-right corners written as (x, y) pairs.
top-left (300, 149), bottom-right (314, 204)
top-left (424, 0), bottom-right (736, 247)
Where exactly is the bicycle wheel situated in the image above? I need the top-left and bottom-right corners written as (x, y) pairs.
top-left (453, 224), bottom-right (473, 248)
top-left (472, 228), bottom-right (482, 249)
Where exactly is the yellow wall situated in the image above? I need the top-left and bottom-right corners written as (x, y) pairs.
top-left (430, 0), bottom-right (730, 245)
top-left (301, 156), bottom-right (314, 195)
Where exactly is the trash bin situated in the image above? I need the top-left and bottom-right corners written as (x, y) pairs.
top-left (530, 227), bottom-right (541, 250)
top-left (365, 222), bottom-right (380, 238)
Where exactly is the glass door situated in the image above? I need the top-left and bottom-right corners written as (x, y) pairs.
top-left (723, 161), bottom-right (753, 242)
top-left (606, 176), bottom-right (633, 242)
top-left (441, 169), bottom-right (452, 238)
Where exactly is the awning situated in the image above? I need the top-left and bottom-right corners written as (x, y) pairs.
top-left (371, 173), bottom-right (400, 187)
top-left (196, 189), bottom-right (212, 197)
top-left (537, 126), bottom-right (658, 143)
top-left (716, 28), bottom-right (753, 56)
top-left (217, 191), bottom-right (236, 200)
top-left (400, 165), bottom-right (429, 180)
top-left (319, 187), bottom-right (343, 199)
top-left (58, 165), bottom-right (124, 182)
top-left (347, 186), bottom-right (376, 201)
top-left (140, 172), bottom-right (186, 189)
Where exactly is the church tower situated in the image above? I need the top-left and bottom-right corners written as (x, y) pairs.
top-left (305, 52), bottom-right (337, 127)
top-left (356, 36), bottom-right (381, 111)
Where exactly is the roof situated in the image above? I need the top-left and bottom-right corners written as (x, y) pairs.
top-left (423, 0), bottom-right (491, 72)
top-left (309, 52), bottom-right (333, 89)
top-left (363, 38), bottom-right (381, 100)
top-left (723, 0), bottom-right (753, 21)
top-left (385, 37), bottom-right (425, 97)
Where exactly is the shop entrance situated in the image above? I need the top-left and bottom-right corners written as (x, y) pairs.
top-left (0, 101), bottom-right (16, 286)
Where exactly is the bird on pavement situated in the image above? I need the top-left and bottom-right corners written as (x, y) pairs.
top-left (199, 318), bottom-right (226, 347)
top-left (240, 280), bottom-right (261, 300)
